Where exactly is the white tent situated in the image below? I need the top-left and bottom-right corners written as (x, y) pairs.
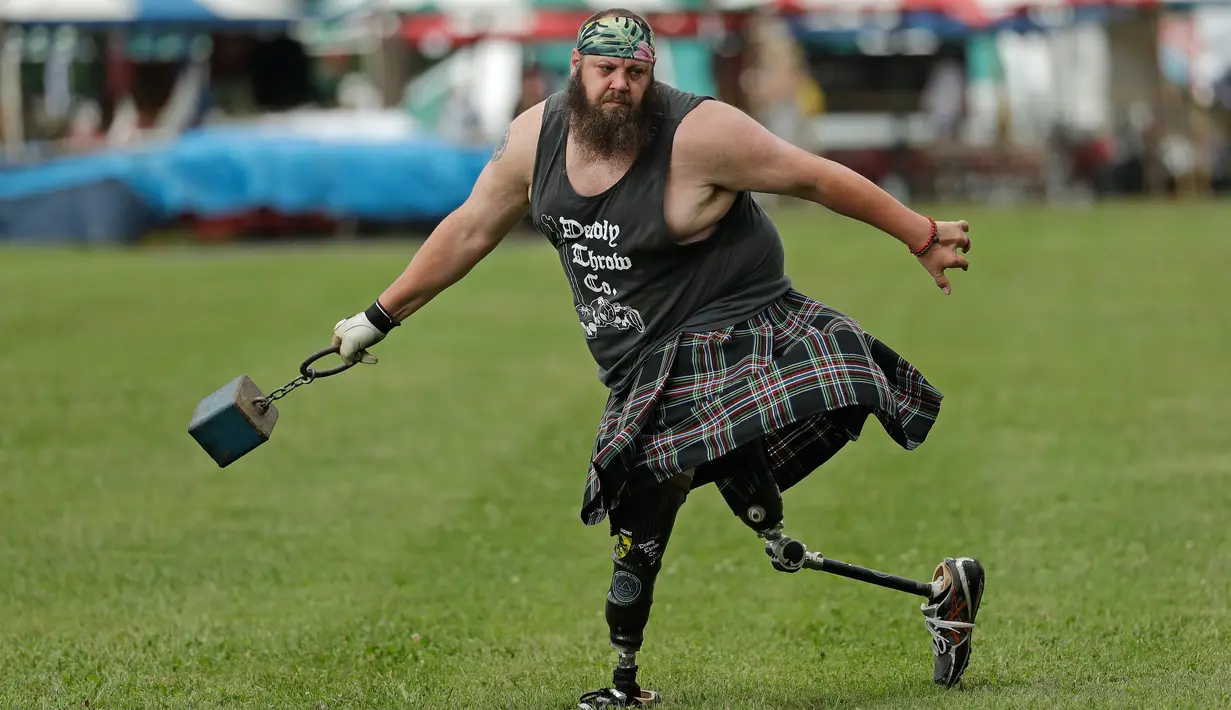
top-left (0, 0), bottom-right (302, 25)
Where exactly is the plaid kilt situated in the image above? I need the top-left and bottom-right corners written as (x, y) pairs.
top-left (580, 288), bottom-right (943, 527)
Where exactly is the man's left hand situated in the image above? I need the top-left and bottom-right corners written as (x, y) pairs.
top-left (918, 220), bottom-right (971, 296)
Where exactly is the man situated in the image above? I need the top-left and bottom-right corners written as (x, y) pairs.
top-left (331, 9), bottom-right (984, 708)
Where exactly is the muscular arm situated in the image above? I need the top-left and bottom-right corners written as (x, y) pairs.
top-left (675, 101), bottom-right (934, 251)
top-left (376, 103), bottom-right (542, 321)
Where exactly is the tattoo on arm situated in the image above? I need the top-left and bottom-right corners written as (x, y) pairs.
top-left (491, 129), bottom-right (510, 162)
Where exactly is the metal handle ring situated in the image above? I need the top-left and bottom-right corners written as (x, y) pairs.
top-left (300, 345), bottom-right (357, 379)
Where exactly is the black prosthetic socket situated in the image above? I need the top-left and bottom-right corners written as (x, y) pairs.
top-left (604, 549), bottom-right (658, 651)
top-left (604, 477), bottom-right (688, 657)
top-left (711, 439), bottom-right (785, 533)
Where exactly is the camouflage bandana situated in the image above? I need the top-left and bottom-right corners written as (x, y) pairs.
top-left (576, 15), bottom-right (656, 64)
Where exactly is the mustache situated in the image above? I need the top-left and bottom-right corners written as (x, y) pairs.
top-left (565, 72), bottom-right (660, 159)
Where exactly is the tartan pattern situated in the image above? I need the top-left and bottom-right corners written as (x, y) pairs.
top-left (581, 289), bottom-right (944, 526)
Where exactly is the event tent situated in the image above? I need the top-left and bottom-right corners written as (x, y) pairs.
top-left (0, 0), bottom-right (302, 27)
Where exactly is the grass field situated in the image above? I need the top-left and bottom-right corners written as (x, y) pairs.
top-left (2, 202), bottom-right (1230, 709)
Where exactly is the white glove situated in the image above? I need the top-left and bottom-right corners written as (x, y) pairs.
top-left (332, 300), bottom-right (401, 365)
top-left (332, 312), bottom-right (386, 365)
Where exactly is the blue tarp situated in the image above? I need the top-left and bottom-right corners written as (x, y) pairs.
top-left (137, 0), bottom-right (256, 23)
top-left (0, 126), bottom-right (494, 243)
top-left (0, 179), bottom-right (160, 245)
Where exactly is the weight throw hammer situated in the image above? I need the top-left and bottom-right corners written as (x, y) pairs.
top-left (188, 346), bottom-right (355, 467)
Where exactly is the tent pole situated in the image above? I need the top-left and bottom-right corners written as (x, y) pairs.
top-left (1, 23), bottom-right (26, 161)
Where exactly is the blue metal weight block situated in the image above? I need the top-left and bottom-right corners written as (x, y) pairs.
top-left (188, 346), bottom-right (354, 467)
top-left (188, 375), bottom-right (280, 467)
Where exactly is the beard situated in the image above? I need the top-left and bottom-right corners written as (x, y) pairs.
top-left (566, 70), bottom-right (661, 160)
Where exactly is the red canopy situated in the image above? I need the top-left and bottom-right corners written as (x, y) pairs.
top-left (400, 9), bottom-right (750, 44)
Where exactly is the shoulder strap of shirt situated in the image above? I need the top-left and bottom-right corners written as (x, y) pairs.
top-left (530, 90), bottom-right (569, 213)
top-left (644, 83), bottom-right (713, 184)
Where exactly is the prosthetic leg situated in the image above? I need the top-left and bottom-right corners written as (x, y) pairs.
top-left (715, 437), bottom-right (986, 689)
top-left (579, 473), bottom-right (691, 709)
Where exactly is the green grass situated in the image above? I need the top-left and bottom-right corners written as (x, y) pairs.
top-left (2, 201), bottom-right (1229, 709)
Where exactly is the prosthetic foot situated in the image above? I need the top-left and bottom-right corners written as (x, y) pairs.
top-left (921, 557), bottom-right (985, 687)
top-left (577, 688), bottom-right (660, 709)
top-left (577, 650), bottom-right (662, 709)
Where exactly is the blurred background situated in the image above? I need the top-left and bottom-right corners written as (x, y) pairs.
top-left (0, 0), bottom-right (1228, 244)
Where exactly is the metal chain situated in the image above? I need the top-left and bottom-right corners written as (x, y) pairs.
top-left (254, 372), bottom-right (314, 411)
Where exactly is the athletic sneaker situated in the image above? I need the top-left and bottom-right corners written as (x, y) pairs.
top-left (578, 688), bottom-right (660, 709)
top-left (920, 556), bottom-right (985, 687)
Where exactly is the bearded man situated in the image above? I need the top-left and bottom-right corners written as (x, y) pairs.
top-left (330, 8), bottom-right (984, 708)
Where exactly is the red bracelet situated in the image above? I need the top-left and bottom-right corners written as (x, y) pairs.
top-left (910, 217), bottom-right (938, 256)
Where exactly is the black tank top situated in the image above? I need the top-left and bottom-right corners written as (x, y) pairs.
top-left (529, 84), bottom-right (793, 392)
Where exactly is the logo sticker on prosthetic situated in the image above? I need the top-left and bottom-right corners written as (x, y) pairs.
top-left (615, 532), bottom-right (632, 559)
top-left (611, 571), bottom-right (643, 605)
